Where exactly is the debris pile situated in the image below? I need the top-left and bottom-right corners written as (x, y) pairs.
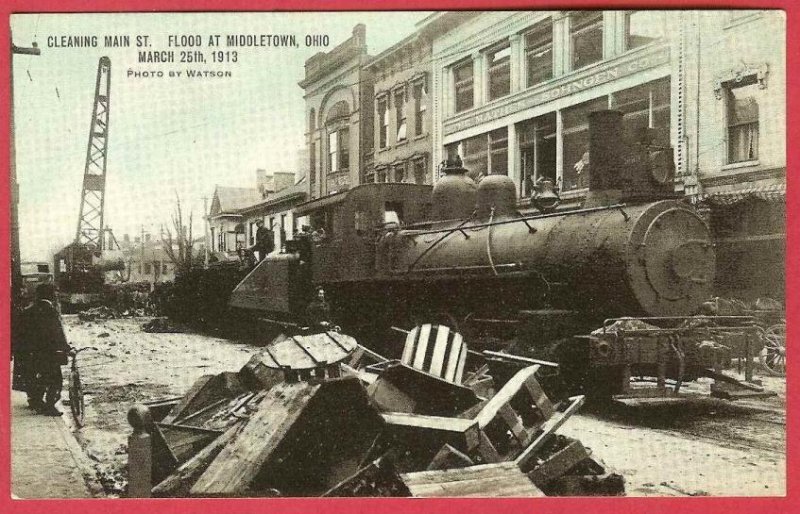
top-left (142, 317), bottom-right (184, 333)
top-left (78, 305), bottom-right (120, 321)
top-left (140, 326), bottom-right (623, 498)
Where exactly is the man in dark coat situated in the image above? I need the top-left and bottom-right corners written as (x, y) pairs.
top-left (305, 287), bottom-right (332, 330)
top-left (21, 284), bottom-right (72, 416)
top-left (254, 219), bottom-right (275, 262)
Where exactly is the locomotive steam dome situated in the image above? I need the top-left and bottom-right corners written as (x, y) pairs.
top-left (475, 174), bottom-right (518, 218)
top-left (431, 157), bottom-right (477, 220)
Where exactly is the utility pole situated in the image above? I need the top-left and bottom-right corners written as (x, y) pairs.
top-left (10, 37), bottom-right (41, 311)
top-left (202, 196), bottom-right (210, 268)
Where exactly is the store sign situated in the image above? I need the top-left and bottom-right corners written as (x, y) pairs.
top-left (445, 46), bottom-right (671, 135)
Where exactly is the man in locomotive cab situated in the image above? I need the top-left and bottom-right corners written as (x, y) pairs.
top-left (253, 219), bottom-right (274, 262)
top-left (305, 286), bottom-right (332, 330)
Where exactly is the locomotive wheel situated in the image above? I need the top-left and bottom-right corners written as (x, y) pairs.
top-left (759, 323), bottom-right (786, 377)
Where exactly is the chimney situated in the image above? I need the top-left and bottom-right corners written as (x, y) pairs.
top-left (274, 172), bottom-right (296, 192)
top-left (256, 169), bottom-right (269, 197)
top-left (353, 24), bottom-right (366, 45)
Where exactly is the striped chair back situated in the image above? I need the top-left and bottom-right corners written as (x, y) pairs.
top-left (401, 324), bottom-right (467, 384)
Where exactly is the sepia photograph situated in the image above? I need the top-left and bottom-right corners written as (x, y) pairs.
top-left (7, 5), bottom-right (788, 504)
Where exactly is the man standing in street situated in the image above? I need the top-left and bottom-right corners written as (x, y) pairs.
top-left (253, 219), bottom-right (275, 262)
top-left (20, 284), bottom-right (72, 416)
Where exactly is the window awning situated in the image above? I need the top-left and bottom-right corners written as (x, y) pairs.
top-left (699, 182), bottom-right (785, 206)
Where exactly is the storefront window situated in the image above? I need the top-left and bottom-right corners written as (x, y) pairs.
top-left (487, 43), bottom-right (511, 101)
top-left (562, 97), bottom-right (607, 190)
top-left (625, 11), bottom-right (665, 50)
top-left (613, 77), bottom-right (671, 147)
top-left (525, 20), bottom-right (553, 88)
top-left (453, 59), bottom-right (474, 113)
top-left (726, 82), bottom-right (761, 163)
top-left (570, 11), bottom-right (604, 71)
top-left (519, 113), bottom-right (557, 197)
top-left (489, 128), bottom-right (509, 175)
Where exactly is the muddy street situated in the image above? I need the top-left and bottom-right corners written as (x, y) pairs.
top-left (62, 316), bottom-right (785, 497)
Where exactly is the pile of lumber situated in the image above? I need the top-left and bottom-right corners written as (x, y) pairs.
top-left (143, 335), bottom-right (624, 497)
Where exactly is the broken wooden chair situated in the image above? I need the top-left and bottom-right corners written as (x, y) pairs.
top-left (366, 324), bottom-right (480, 416)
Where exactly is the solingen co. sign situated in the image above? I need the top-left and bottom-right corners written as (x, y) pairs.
top-left (444, 46), bottom-right (671, 135)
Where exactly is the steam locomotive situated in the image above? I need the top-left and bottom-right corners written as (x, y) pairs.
top-left (230, 110), bottom-right (715, 349)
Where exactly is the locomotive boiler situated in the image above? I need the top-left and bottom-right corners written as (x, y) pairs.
top-left (230, 110), bottom-right (716, 346)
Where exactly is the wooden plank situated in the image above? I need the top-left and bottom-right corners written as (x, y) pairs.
top-left (428, 326), bottom-right (450, 378)
top-left (152, 421), bottom-right (245, 497)
top-left (402, 462), bottom-right (521, 486)
top-left (515, 395), bottom-right (585, 472)
top-left (381, 412), bottom-right (475, 433)
top-left (407, 475), bottom-right (545, 497)
top-left (426, 444), bottom-right (475, 471)
top-left (413, 324), bottom-right (434, 370)
top-left (190, 381), bottom-right (320, 496)
top-left (527, 439), bottom-right (590, 487)
top-left (402, 462), bottom-right (545, 497)
top-left (444, 333), bottom-right (463, 383)
top-left (483, 350), bottom-right (559, 368)
top-left (162, 375), bottom-right (214, 424)
top-left (475, 365), bottom-right (541, 428)
top-left (524, 375), bottom-right (555, 419)
top-left (401, 326), bottom-right (418, 364)
top-left (157, 424), bottom-right (224, 465)
top-left (498, 403), bottom-right (526, 443)
top-left (454, 338), bottom-right (467, 384)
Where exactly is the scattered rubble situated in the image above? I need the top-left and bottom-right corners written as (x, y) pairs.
top-left (142, 317), bottom-right (184, 333)
top-left (139, 327), bottom-right (622, 498)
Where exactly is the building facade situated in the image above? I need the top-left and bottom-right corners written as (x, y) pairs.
top-left (427, 11), bottom-right (676, 200)
top-left (684, 11), bottom-right (786, 300)
top-left (238, 180), bottom-right (308, 253)
top-left (207, 186), bottom-right (262, 258)
top-left (300, 24), bottom-right (374, 200)
top-left (365, 30), bottom-right (433, 185)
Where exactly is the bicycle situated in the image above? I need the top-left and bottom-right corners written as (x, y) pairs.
top-left (67, 346), bottom-right (97, 428)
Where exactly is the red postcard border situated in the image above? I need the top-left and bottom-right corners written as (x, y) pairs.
top-left (1, 1), bottom-right (795, 513)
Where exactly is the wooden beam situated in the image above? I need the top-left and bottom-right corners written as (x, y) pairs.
top-left (152, 421), bottom-right (245, 497)
top-left (190, 381), bottom-right (320, 496)
top-left (515, 395), bottom-right (585, 472)
top-left (527, 438), bottom-right (590, 488)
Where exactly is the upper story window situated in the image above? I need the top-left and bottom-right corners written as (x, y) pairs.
top-left (726, 81), bottom-right (761, 164)
top-left (525, 19), bottom-right (554, 88)
top-left (453, 59), bottom-right (474, 113)
top-left (413, 80), bottom-right (427, 136)
top-left (377, 96), bottom-right (388, 149)
top-left (625, 11), bottom-right (665, 50)
top-left (570, 11), bottom-right (604, 70)
top-left (395, 89), bottom-right (407, 142)
top-left (487, 42), bottom-right (511, 101)
top-left (327, 127), bottom-right (350, 174)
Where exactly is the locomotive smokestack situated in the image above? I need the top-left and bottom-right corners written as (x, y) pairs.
top-left (585, 110), bottom-right (626, 207)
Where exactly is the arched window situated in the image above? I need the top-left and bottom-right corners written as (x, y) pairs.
top-left (325, 101), bottom-right (351, 174)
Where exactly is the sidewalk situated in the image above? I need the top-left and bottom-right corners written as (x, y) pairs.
top-left (10, 390), bottom-right (99, 498)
